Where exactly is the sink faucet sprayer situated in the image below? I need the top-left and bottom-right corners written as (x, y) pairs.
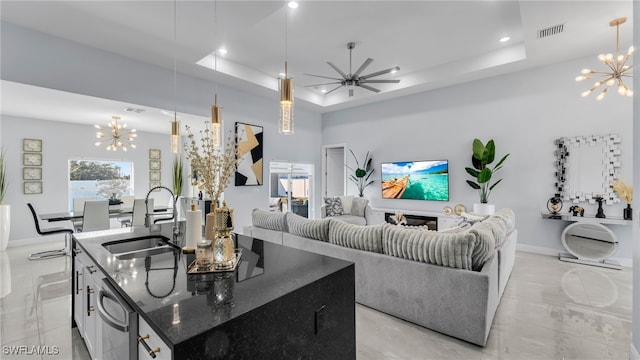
top-left (145, 186), bottom-right (181, 245)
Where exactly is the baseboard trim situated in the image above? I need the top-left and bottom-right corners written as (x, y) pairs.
top-left (516, 244), bottom-right (632, 268)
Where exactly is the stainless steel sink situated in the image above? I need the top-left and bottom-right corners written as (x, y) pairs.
top-left (102, 236), bottom-right (179, 260)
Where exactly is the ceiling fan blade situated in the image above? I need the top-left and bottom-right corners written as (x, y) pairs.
top-left (304, 82), bottom-right (342, 87)
top-left (360, 79), bottom-right (400, 84)
top-left (359, 84), bottom-right (381, 93)
top-left (349, 88), bottom-right (354, 97)
top-left (352, 58), bottom-right (374, 77)
top-left (304, 73), bottom-right (342, 81)
top-left (360, 66), bottom-right (400, 80)
top-left (324, 85), bottom-right (343, 95)
top-left (327, 61), bottom-right (349, 79)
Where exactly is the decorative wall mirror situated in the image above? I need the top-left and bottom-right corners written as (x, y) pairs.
top-left (555, 134), bottom-right (621, 205)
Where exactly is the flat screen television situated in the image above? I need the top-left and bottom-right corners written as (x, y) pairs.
top-left (381, 160), bottom-right (449, 201)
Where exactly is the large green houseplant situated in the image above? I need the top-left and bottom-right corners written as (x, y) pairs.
top-left (465, 139), bottom-right (509, 212)
top-left (347, 150), bottom-right (374, 197)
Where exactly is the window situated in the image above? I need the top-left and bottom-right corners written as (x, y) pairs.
top-left (68, 159), bottom-right (134, 210)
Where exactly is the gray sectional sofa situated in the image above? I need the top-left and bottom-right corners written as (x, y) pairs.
top-left (247, 208), bottom-right (517, 346)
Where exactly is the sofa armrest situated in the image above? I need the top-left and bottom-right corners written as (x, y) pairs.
top-left (364, 205), bottom-right (372, 225)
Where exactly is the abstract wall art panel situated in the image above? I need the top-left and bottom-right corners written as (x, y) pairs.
top-left (235, 122), bottom-right (263, 186)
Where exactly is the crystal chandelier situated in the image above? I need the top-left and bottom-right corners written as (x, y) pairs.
top-left (576, 17), bottom-right (634, 100)
top-left (94, 116), bottom-right (137, 151)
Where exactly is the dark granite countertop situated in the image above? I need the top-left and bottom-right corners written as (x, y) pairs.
top-left (73, 225), bottom-right (354, 348)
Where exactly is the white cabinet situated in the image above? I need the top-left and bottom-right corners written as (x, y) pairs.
top-left (138, 316), bottom-right (172, 360)
top-left (73, 246), bottom-right (103, 359)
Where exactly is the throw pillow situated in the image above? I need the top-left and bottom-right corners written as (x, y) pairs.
top-left (339, 195), bottom-right (354, 215)
top-left (329, 221), bottom-right (383, 253)
top-left (286, 213), bottom-right (331, 242)
top-left (351, 197), bottom-right (369, 217)
top-left (324, 197), bottom-right (344, 217)
top-left (252, 208), bottom-right (288, 232)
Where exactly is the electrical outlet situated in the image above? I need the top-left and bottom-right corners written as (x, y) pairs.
top-left (314, 305), bottom-right (327, 335)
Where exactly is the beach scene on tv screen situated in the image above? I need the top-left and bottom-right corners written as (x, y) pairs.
top-left (381, 160), bottom-right (449, 201)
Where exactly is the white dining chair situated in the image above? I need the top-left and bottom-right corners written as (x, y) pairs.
top-left (81, 200), bottom-right (110, 232)
top-left (120, 195), bottom-right (135, 209)
top-left (120, 198), bottom-right (152, 227)
top-left (117, 195), bottom-right (136, 227)
top-left (72, 197), bottom-right (95, 231)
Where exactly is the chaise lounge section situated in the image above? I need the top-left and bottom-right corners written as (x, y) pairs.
top-left (247, 208), bottom-right (517, 346)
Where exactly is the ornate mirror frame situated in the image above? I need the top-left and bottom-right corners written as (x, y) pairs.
top-left (555, 134), bottom-right (621, 205)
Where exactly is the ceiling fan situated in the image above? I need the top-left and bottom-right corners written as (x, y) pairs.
top-left (305, 42), bottom-right (400, 97)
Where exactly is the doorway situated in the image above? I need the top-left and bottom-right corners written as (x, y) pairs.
top-left (269, 162), bottom-right (314, 218)
top-left (322, 144), bottom-right (346, 198)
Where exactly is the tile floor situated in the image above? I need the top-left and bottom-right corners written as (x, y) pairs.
top-left (0, 240), bottom-right (633, 360)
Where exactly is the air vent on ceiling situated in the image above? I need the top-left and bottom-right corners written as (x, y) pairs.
top-left (537, 23), bottom-right (564, 39)
top-left (124, 107), bottom-right (145, 113)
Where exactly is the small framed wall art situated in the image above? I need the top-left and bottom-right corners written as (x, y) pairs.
top-left (149, 171), bottom-right (161, 181)
top-left (149, 149), bottom-right (161, 159)
top-left (23, 167), bottom-right (42, 180)
top-left (24, 181), bottom-right (43, 195)
top-left (23, 153), bottom-right (42, 166)
top-left (149, 181), bottom-right (161, 191)
top-left (149, 160), bottom-right (161, 170)
top-left (23, 139), bottom-right (43, 152)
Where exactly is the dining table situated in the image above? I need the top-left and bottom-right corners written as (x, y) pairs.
top-left (39, 205), bottom-right (171, 222)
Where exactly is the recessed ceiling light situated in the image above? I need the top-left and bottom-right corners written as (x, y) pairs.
top-left (321, 89), bottom-right (327, 93)
top-left (217, 48), bottom-right (228, 55)
top-left (278, 72), bottom-right (286, 77)
top-left (124, 107), bottom-right (145, 113)
top-left (288, 1), bottom-right (299, 9)
top-left (499, 36), bottom-right (510, 43)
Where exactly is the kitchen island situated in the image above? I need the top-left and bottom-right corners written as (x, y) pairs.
top-left (72, 224), bottom-right (355, 359)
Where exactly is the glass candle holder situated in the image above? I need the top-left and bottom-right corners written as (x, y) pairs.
top-left (196, 239), bottom-right (213, 271)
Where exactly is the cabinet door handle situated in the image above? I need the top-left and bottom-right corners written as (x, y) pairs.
top-left (75, 271), bottom-right (82, 294)
top-left (87, 286), bottom-right (95, 316)
top-left (87, 266), bottom-right (97, 274)
top-left (138, 335), bottom-right (160, 359)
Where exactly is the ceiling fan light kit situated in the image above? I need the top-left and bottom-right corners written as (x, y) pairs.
top-left (576, 17), bottom-right (633, 100)
top-left (306, 41), bottom-right (400, 97)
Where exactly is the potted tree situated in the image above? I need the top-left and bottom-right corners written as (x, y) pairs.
top-left (465, 139), bottom-right (509, 215)
top-left (347, 150), bottom-right (374, 197)
top-left (0, 148), bottom-right (9, 251)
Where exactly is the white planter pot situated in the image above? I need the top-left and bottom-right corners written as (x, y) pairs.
top-left (0, 205), bottom-right (10, 251)
top-left (473, 203), bottom-right (495, 216)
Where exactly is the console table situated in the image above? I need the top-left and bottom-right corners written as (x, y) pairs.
top-left (541, 212), bottom-right (631, 270)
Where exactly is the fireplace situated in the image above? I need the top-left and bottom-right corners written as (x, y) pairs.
top-left (384, 212), bottom-right (438, 230)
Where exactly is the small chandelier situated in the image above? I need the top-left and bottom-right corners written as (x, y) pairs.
top-left (211, 94), bottom-right (221, 147)
top-left (95, 116), bottom-right (137, 151)
top-left (171, 113), bottom-right (180, 153)
top-left (279, 2), bottom-right (294, 135)
top-left (576, 17), bottom-right (634, 100)
top-left (279, 61), bottom-right (294, 134)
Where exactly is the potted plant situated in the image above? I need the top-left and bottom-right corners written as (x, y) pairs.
top-left (347, 150), bottom-right (374, 197)
top-left (172, 156), bottom-right (184, 216)
top-left (465, 139), bottom-right (509, 215)
top-left (611, 177), bottom-right (633, 220)
top-left (0, 148), bottom-right (9, 251)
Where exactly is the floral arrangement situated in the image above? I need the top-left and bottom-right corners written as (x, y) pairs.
top-left (184, 123), bottom-right (239, 208)
top-left (611, 177), bottom-right (633, 204)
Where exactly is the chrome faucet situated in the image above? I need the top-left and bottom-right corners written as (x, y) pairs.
top-left (145, 186), bottom-right (181, 244)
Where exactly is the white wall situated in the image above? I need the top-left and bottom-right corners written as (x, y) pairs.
top-left (322, 56), bottom-right (634, 262)
top-left (0, 22), bottom-right (323, 243)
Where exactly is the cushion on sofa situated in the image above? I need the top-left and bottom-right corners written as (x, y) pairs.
top-left (351, 197), bottom-right (369, 217)
top-left (286, 213), bottom-right (331, 242)
top-left (490, 208), bottom-right (516, 234)
top-left (467, 221), bottom-right (499, 270)
top-left (251, 208), bottom-right (288, 232)
top-left (324, 197), bottom-right (344, 216)
top-left (339, 196), bottom-right (354, 214)
top-left (329, 221), bottom-right (383, 253)
top-left (328, 215), bottom-right (367, 226)
top-left (382, 224), bottom-right (478, 270)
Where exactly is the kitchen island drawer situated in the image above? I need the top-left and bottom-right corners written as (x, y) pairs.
top-left (138, 317), bottom-right (172, 360)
